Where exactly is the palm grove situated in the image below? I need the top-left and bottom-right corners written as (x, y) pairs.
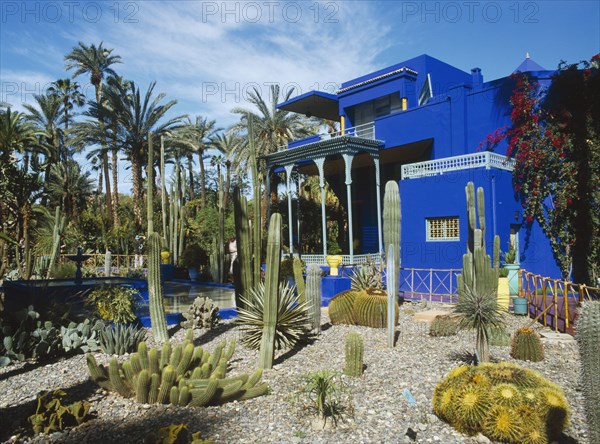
top-left (0, 41), bottom-right (320, 280)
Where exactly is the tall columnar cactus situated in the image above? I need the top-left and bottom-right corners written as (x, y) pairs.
top-left (104, 250), bottom-right (112, 277)
top-left (383, 180), bottom-right (401, 293)
top-left (258, 213), bottom-right (282, 369)
top-left (511, 327), bottom-right (544, 362)
top-left (292, 257), bottom-right (306, 303)
top-left (344, 332), bottom-right (364, 377)
top-left (455, 182), bottom-right (503, 363)
top-left (306, 264), bottom-right (322, 333)
top-left (248, 115), bottom-right (262, 284)
top-left (233, 188), bottom-right (252, 310)
top-left (216, 174), bottom-right (225, 283)
top-left (46, 206), bottom-right (66, 278)
top-left (160, 135), bottom-right (168, 246)
top-left (147, 232), bottom-right (169, 342)
top-left (387, 245), bottom-right (396, 348)
top-left (576, 301), bottom-right (600, 444)
top-left (147, 134), bottom-right (154, 236)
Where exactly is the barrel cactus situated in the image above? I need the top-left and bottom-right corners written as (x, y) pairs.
top-left (344, 332), bottom-right (364, 377)
top-left (327, 290), bottom-right (357, 325)
top-left (511, 327), bottom-right (544, 362)
top-left (576, 301), bottom-right (600, 444)
top-left (429, 315), bottom-right (460, 337)
top-left (433, 362), bottom-right (569, 443)
top-left (353, 289), bottom-right (399, 328)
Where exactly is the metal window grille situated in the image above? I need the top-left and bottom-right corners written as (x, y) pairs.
top-left (426, 217), bottom-right (460, 241)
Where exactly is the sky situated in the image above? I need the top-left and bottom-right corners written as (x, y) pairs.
top-left (1, 0), bottom-right (599, 184)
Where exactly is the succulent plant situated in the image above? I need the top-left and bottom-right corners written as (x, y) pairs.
top-left (511, 328), bottom-right (544, 362)
top-left (429, 315), bottom-right (460, 337)
top-left (305, 264), bottom-right (322, 333)
top-left (27, 389), bottom-right (91, 435)
top-left (236, 282), bottom-right (310, 351)
top-left (61, 318), bottom-right (104, 353)
top-left (433, 362), bottom-right (570, 443)
top-left (98, 322), bottom-right (146, 355)
top-left (353, 289), bottom-right (399, 328)
top-left (87, 332), bottom-right (268, 407)
top-left (180, 297), bottom-right (221, 330)
top-left (488, 327), bottom-right (511, 347)
top-left (292, 257), bottom-right (306, 303)
top-left (343, 332), bottom-right (364, 377)
top-left (327, 290), bottom-right (357, 325)
top-left (145, 423), bottom-right (216, 444)
top-left (576, 301), bottom-right (600, 444)
top-left (147, 232), bottom-right (169, 342)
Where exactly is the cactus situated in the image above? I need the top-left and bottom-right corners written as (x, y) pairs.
top-left (455, 182), bottom-right (504, 363)
top-left (160, 135), bottom-right (168, 245)
top-left (104, 250), bottom-right (112, 277)
top-left (306, 264), bottom-right (322, 333)
top-left (46, 206), bottom-right (66, 278)
top-left (386, 244), bottom-right (396, 347)
top-left (353, 289), bottom-right (399, 328)
top-left (511, 327), bottom-right (544, 362)
top-left (429, 315), bottom-right (460, 337)
top-left (98, 322), bottom-right (146, 355)
top-left (87, 337), bottom-right (267, 407)
top-left (433, 362), bottom-right (570, 443)
top-left (344, 332), bottom-right (364, 377)
top-left (383, 180), bottom-right (401, 295)
top-left (576, 301), bottom-right (600, 444)
top-left (180, 297), bottom-right (221, 330)
top-left (61, 319), bottom-right (104, 353)
top-left (258, 213), bottom-right (282, 369)
top-left (147, 133), bottom-right (154, 235)
top-left (147, 232), bottom-right (169, 342)
top-left (248, 115), bottom-right (262, 284)
top-left (233, 187), bottom-right (252, 310)
top-left (216, 174), bottom-right (225, 283)
top-left (327, 290), bottom-right (357, 325)
top-left (292, 257), bottom-right (306, 303)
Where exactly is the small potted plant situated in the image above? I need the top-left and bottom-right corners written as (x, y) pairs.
top-left (180, 244), bottom-right (207, 281)
top-left (326, 241), bottom-right (343, 276)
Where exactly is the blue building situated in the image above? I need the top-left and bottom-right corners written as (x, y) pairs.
top-left (263, 54), bottom-right (560, 279)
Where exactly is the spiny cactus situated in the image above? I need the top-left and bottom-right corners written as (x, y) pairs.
top-left (306, 264), bottom-right (322, 333)
top-left (383, 180), bottom-right (401, 296)
top-left (511, 327), bottom-right (544, 362)
top-left (344, 332), bottom-right (364, 377)
top-left (180, 297), bottom-right (221, 330)
top-left (353, 289), bottom-right (399, 329)
top-left (233, 187), bottom-right (252, 310)
top-left (328, 290), bottom-right (357, 325)
top-left (488, 328), bottom-right (511, 347)
top-left (147, 232), bottom-right (169, 342)
top-left (258, 213), bottom-right (282, 369)
top-left (292, 257), bottom-right (306, 303)
top-left (87, 333), bottom-right (268, 407)
top-left (46, 206), bottom-right (66, 279)
top-left (429, 315), bottom-right (460, 337)
top-left (433, 362), bottom-right (570, 443)
top-left (386, 244), bottom-right (397, 347)
top-left (455, 182), bottom-right (504, 362)
top-left (576, 301), bottom-right (600, 444)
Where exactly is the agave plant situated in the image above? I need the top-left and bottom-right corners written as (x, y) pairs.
top-left (349, 256), bottom-right (384, 291)
top-left (236, 282), bottom-right (310, 350)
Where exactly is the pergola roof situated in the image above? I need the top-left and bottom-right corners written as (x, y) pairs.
top-left (277, 91), bottom-right (339, 121)
top-left (263, 136), bottom-right (384, 169)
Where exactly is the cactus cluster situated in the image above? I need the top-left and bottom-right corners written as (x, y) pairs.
top-left (429, 315), bottom-right (460, 337)
top-left (343, 332), bottom-right (364, 377)
top-left (180, 297), bottom-right (221, 330)
top-left (60, 319), bottom-right (104, 353)
top-left (87, 331), bottom-right (268, 406)
top-left (328, 289), bottom-right (399, 329)
top-left (306, 264), bottom-right (322, 333)
top-left (576, 301), bottom-right (600, 444)
top-left (511, 327), bottom-right (544, 362)
top-left (27, 389), bottom-right (91, 435)
top-left (433, 362), bottom-right (570, 443)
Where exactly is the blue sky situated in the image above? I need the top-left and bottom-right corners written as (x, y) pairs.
top-left (1, 0), bottom-right (599, 185)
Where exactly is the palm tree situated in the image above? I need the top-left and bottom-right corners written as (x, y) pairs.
top-left (65, 41), bottom-right (122, 220)
top-left (23, 94), bottom-right (63, 206)
top-left (117, 80), bottom-right (186, 226)
top-left (47, 78), bottom-right (85, 133)
top-left (213, 131), bottom-right (243, 209)
top-left (0, 108), bottom-right (38, 165)
top-left (48, 160), bottom-right (94, 217)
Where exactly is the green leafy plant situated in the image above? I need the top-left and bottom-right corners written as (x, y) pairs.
top-left (50, 262), bottom-right (77, 279)
top-left (433, 362), bottom-right (570, 443)
top-left (99, 322), bottom-right (146, 355)
top-left (87, 332), bottom-right (268, 407)
top-left (180, 297), bottom-right (221, 330)
top-left (298, 370), bottom-right (352, 427)
top-left (145, 423), bottom-right (216, 444)
top-left (61, 319), bottom-right (104, 353)
top-left (236, 282), bottom-right (310, 351)
top-left (27, 389), bottom-right (92, 435)
top-left (179, 244), bottom-right (207, 269)
top-left (31, 321), bottom-right (62, 359)
top-left (86, 285), bottom-right (142, 324)
top-left (503, 248), bottom-right (516, 265)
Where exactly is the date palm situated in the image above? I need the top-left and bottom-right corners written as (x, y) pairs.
top-left (48, 160), bottom-right (94, 218)
top-left (0, 108), bottom-right (38, 165)
top-left (65, 41), bottom-right (122, 220)
top-left (213, 131), bottom-right (242, 209)
top-left (47, 78), bottom-right (85, 133)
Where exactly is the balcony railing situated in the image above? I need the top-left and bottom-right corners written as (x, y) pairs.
top-left (401, 152), bottom-right (515, 179)
top-left (279, 122), bottom-right (376, 151)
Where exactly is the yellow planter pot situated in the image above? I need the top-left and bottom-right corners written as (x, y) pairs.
top-left (326, 255), bottom-right (343, 276)
top-left (497, 277), bottom-right (510, 311)
top-left (160, 251), bottom-right (171, 264)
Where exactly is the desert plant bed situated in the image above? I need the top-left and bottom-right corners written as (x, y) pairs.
top-left (0, 302), bottom-right (590, 443)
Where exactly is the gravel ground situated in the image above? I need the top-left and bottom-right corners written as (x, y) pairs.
top-left (0, 302), bottom-right (589, 444)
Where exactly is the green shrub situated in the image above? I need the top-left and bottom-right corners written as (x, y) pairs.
top-left (50, 262), bottom-right (77, 279)
top-left (86, 285), bottom-right (142, 324)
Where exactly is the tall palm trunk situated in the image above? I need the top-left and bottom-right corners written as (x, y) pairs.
top-left (198, 150), bottom-right (206, 208)
top-left (131, 154), bottom-right (143, 227)
top-left (223, 161), bottom-right (231, 210)
top-left (111, 125), bottom-right (120, 227)
top-left (187, 152), bottom-right (195, 201)
top-left (94, 85), bottom-right (113, 223)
